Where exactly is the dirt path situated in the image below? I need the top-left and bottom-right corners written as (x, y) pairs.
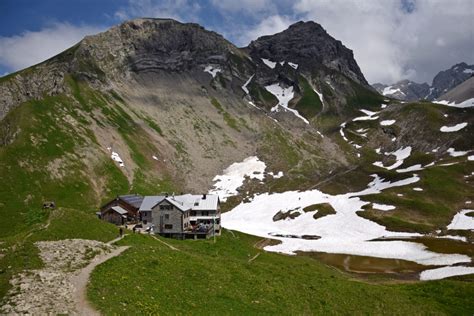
top-left (71, 245), bottom-right (129, 316)
top-left (1, 237), bottom-right (130, 315)
top-left (150, 234), bottom-right (180, 251)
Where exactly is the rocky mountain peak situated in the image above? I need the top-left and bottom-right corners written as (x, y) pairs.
top-left (77, 18), bottom-right (237, 79)
top-left (247, 21), bottom-right (369, 86)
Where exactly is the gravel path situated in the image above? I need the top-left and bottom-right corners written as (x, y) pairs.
top-left (71, 245), bottom-right (129, 315)
top-left (1, 238), bottom-right (129, 315)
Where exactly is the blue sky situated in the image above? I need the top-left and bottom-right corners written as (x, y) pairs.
top-left (0, 0), bottom-right (473, 84)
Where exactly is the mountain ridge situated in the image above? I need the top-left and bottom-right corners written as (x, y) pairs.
top-left (373, 62), bottom-right (474, 101)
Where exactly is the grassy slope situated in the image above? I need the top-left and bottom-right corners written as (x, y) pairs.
top-left (0, 77), bottom-right (177, 299)
top-left (294, 76), bottom-right (323, 119)
top-left (88, 231), bottom-right (474, 315)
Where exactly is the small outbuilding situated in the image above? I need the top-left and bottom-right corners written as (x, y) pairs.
top-left (99, 194), bottom-right (144, 224)
top-left (101, 206), bottom-right (128, 225)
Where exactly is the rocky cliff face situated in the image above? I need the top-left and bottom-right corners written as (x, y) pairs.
top-left (430, 62), bottom-right (474, 99)
top-left (247, 21), bottom-right (368, 86)
top-left (372, 62), bottom-right (474, 102)
top-left (0, 19), bottom-right (376, 123)
top-left (372, 80), bottom-right (430, 101)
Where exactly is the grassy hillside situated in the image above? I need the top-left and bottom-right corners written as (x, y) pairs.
top-left (88, 231), bottom-right (474, 315)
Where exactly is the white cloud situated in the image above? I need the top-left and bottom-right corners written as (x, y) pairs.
top-left (0, 23), bottom-right (103, 72)
top-left (114, 0), bottom-right (201, 23)
top-left (210, 0), bottom-right (274, 14)
top-left (237, 15), bottom-right (295, 46)
top-left (293, 0), bottom-right (474, 84)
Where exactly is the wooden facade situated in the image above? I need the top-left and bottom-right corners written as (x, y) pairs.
top-left (99, 194), bottom-right (143, 224)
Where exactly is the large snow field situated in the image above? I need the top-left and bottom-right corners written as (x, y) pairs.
top-left (214, 156), bottom-right (474, 280)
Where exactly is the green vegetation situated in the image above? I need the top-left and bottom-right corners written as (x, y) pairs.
top-left (143, 116), bottom-right (164, 136)
top-left (346, 80), bottom-right (385, 111)
top-left (248, 81), bottom-right (278, 109)
top-left (294, 76), bottom-right (323, 119)
top-left (211, 98), bottom-right (240, 131)
top-left (304, 203), bottom-right (336, 220)
top-left (359, 162), bottom-right (474, 232)
top-left (88, 232), bottom-right (474, 315)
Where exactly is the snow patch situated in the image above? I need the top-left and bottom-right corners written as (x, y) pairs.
top-left (447, 209), bottom-right (474, 230)
top-left (396, 164), bottom-right (424, 173)
top-left (209, 156), bottom-right (266, 202)
top-left (204, 65), bottom-right (222, 78)
top-left (353, 109), bottom-right (379, 121)
top-left (413, 187), bottom-right (423, 191)
top-left (420, 266), bottom-right (474, 281)
top-left (372, 203), bottom-right (395, 211)
top-left (434, 98), bottom-right (474, 108)
top-left (288, 62), bottom-right (298, 69)
top-left (241, 75), bottom-right (254, 94)
top-left (380, 120), bottom-right (396, 126)
top-left (268, 171), bottom-right (284, 179)
top-left (265, 83), bottom-right (309, 124)
top-left (111, 152), bottom-right (124, 167)
top-left (261, 58), bottom-right (276, 69)
top-left (440, 122), bottom-right (467, 132)
top-left (447, 148), bottom-right (468, 157)
top-left (373, 146), bottom-right (412, 170)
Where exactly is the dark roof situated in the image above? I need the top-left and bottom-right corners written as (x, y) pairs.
top-left (119, 194), bottom-right (144, 208)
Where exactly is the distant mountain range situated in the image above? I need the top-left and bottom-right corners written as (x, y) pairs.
top-left (373, 62), bottom-right (474, 101)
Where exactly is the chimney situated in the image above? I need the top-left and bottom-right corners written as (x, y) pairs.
top-left (202, 194), bottom-right (207, 200)
top-left (165, 193), bottom-right (169, 198)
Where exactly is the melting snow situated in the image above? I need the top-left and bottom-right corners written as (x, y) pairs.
top-left (397, 164), bottom-right (424, 173)
top-left (261, 58), bottom-right (276, 69)
top-left (434, 98), bottom-right (474, 108)
top-left (265, 83), bottom-right (309, 124)
top-left (223, 173), bottom-right (471, 266)
top-left (204, 65), bottom-right (222, 78)
top-left (380, 120), bottom-right (396, 126)
top-left (447, 209), bottom-right (474, 230)
top-left (373, 146), bottom-right (412, 170)
top-left (420, 266), bottom-right (474, 281)
top-left (241, 75), bottom-right (254, 94)
top-left (209, 156), bottom-right (266, 202)
top-left (468, 155), bottom-right (474, 161)
top-left (447, 148), bottom-right (468, 157)
top-left (152, 155), bottom-right (159, 161)
top-left (288, 62), bottom-right (298, 69)
top-left (111, 152), bottom-right (124, 167)
top-left (440, 122), bottom-right (468, 132)
top-left (339, 122), bottom-right (349, 142)
top-left (268, 171), bottom-right (284, 179)
top-left (372, 203), bottom-right (396, 211)
top-left (413, 187), bottom-right (424, 191)
top-left (353, 109), bottom-right (379, 121)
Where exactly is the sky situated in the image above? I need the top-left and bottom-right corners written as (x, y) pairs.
top-left (0, 0), bottom-right (473, 84)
